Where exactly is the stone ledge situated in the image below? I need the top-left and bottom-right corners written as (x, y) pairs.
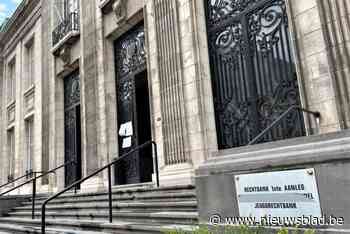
top-left (51, 30), bottom-right (80, 56)
top-left (197, 130), bottom-right (350, 176)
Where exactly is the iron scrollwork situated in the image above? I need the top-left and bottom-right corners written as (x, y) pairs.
top-left (64, 74), bottom-right (80, 108)
top-left (208, 0), bottom-right (259, 24)
top-left (116, 25), bottom-right (146, 79)
top-left (249, 0), bottom-right (286, 53)
top-left (211, 23), bottom-right (243, 64)
top-left (206, 0), bottom-right (305, 149)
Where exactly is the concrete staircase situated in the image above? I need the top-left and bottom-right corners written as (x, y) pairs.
top-left (0, 184), bottom-right (198, 234)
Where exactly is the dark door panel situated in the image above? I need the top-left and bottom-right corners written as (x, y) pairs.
top-left (114, 23), bottom-right (153, 185)
top-left (64, 71), bottom-right (82, 188)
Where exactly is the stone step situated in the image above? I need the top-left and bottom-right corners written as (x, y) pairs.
top-left (0, 223), bottom-right (111, 234)
top-left (7, 211), bottom-right (198, 225)
top-left (0, 217), bottom-right (196, 233)
top-left (14, 201), bottom-right (197, 213)
top-left (20, 191), bottom-right (197, 206)
top-left (0, 185), bottom-right (198, 233)
top-left (34, 184), bottom-right (195, 202)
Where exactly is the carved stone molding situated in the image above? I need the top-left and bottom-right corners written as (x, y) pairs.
top-left (112, 0), bottom-right (127, 24)
top-left (58, 45), bottom-right (71, 66)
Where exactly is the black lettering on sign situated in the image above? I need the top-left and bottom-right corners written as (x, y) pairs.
top-left (244, 186), bottom-right (269, 193)
top-left (284, 184), bottom-right (305, 191)
top-left (271, 186), bottom-right (282, 192)
top-left (254, 203), bottom-right (297, 209)
top-left (304, 193), bottom-right (314, 199)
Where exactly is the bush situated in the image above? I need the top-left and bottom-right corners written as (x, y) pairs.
top-left (163, 225), bottom-right (316, 234)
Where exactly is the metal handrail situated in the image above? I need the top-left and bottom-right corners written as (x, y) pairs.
top-left (41, 141), bottom-right (159, 234)
top-left (248, 105), bottom-right (321, 145)
top-left (0, 160), bottom-right (76, 220)
top-left (0, 171), bottom-right (37, 190)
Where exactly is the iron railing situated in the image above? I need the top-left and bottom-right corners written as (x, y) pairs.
top-left (52, 12), bottom-right (80, 46)
top-left (248, 106), bottom-right (321, 145)
top-left (0, 170), bottom-right (37, 190)
top-left (41, 141), bottom-right (159, 234)
top-left (0, 160), bottom-right (77, 220)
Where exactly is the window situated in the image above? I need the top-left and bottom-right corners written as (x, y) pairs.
top-left (25, 40), bottom-right (35, 89)
top-left (52, 0), bottom-right (80, 46)
top-left (7, 60), bottom-right (16, 103)
top-left (7, 129), bottom-right (15, 182)
top-left (25, 118), bottom-right (34, 174)
top-left (53, 0), bottom-right (79, 27)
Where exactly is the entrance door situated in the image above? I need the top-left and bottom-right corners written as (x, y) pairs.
top-left (64, 72), bottom-right (82, 188)
top-left (114, 23), bottom-right (153, 185)
top-left (205, 0), bottom-right (305, 149)
top-left (134, 71), bottom-right (153, 182)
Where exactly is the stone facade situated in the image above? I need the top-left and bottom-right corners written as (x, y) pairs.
top-left (289, 0), bottom-right (350, 133)
top-left (0, 0), bottom-right (349, 203)
top-left (0, 0), bottom-right (44, 193)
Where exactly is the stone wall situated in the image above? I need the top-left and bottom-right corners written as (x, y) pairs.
top-left (0, 1), bottom-right (43, 194)
top-left (0, 0), bottom-right (349, 192)
top-left (290, 0), bottom-right (350, 133)
top-left (318, 0), bottom-right (350, 128)
top-left (195, 128), bottom-right (350, 231)
top-left (0, 55), bottom-right (3, 187)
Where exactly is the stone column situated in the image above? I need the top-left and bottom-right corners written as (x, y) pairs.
top-left (146, 0), bottom-right (217, 185)
top-left (146, 0), bottom-right (191, 185)
top-left (44, 0), bottom-right (65, 192)
top-left (95, 0), bottom-right (112, 187)
top-left (40, 0), bottom-right (51, 190)
top-left (79, 0), bottom-right (104, 191)
top-left (182, 0), bottom-right (218, 163)
top-left (153, 0), bottom-right (188, 165)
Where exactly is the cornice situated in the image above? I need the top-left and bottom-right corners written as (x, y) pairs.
top-left (2, 3), bottom-right (41, 57)
top-left (0, 0), bottom-right (41, 43)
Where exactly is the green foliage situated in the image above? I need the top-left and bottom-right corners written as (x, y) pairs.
top-left (303, 230), bottom-right (316, 234)
top-left (277, 228), bottom-right (289, 234)
top-left (163, 225), bottom-right (316, 234)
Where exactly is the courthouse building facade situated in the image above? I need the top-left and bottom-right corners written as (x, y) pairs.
top-left (0, 0), bottom-right (350, 229)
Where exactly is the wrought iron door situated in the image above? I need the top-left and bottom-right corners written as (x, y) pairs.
top-left (206, 0), bottom-right (305, 149)
top-left (114, 23), bottom-right (152, 185)
top-left (64, 72), bottom-right (82, 187)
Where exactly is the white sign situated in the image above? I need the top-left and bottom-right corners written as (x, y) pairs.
top-left (122, 136), bottom-right (132, 148)
top-left (119, 122), bottom-right (133, 136)
top-left (235, 168), bottom-right (321, 219)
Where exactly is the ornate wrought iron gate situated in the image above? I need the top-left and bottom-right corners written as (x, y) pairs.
top-left (64, 71), bottom-right (82, 187)
top-left (114, 23), bottom-right (153, 185)
top-left (205, 0), bottom-right (305, 149)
